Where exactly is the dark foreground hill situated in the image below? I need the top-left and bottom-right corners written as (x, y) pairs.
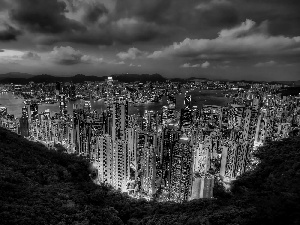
top-left (0, 127), bottom-right (299, 225)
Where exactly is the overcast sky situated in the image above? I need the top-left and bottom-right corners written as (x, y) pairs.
top-left (0, 0), bottom-right (299, 80)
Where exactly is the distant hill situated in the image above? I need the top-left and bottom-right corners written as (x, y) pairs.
top-left (0, 72), bottom-right (34, 80)
top-left (0, 72), bottom-right (299, 84)
top-left (0, 73), bottom-right (167, 84)
top-left (187, 77), bottom-right (210, 81)
top-left (295, 80), bottom-right (300, 86)
top-left (112, 73), bottom-right (166, 83)
top-left (0, 74), bottom-right (106, 84)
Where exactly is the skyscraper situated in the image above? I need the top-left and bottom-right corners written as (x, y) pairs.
top-left (169, 133), bottom-right (193, 202)
top-left (0, 106), bottom-right (7, 118)
top-left (73, 104), bottom-right (86, 154)
top-left (167, 94), bottom-right (176, 120)
top-left (30, 103), bottom-right (39, 121)
top-left (112, 99), bottom-right (128, 141)
top-left (184, 94), bottom-right (192, 108)
top-left (55, 82), bottom-right (61, 96)
top-left (59, 94), bottom-right (67, 116)
top-left (19, 106), bottom-right (29, 137)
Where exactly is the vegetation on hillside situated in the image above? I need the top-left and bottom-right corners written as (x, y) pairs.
top-left (0, 127), bottom-right (299, 225)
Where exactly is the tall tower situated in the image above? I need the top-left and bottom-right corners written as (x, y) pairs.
top-left (184, 94), bottom-right (192, 108)
top-left (73, 104), bottom-right (85, 154)
top-left (30, 103), bottom-right (39, 121)
top-left (0, 106), bottom-right (7, 118)
top-left (55, 82), bottom-right (61, 96)
top-left (112, 99), bottom-right (128, 141)
top-left (95, 134), bottom-right (113, 185)
top-left (169, 133), bottom-right (193, 202)
top-left (167, 94), bottom-right (176, 120)
top-left (190, 136), bottom-right (214, 200)
top-left (19, 106), bottom-right (29, 137)
top-left (59, 94), bottom-right (67, 116)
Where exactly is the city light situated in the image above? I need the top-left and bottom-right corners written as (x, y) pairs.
top-left (1, 79), bottom-right (299, 202)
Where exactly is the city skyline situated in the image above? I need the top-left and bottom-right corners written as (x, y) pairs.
top-left (0, 0), bottom-right (300, 81)
top-left (1, 78), bottom-right (299, 203)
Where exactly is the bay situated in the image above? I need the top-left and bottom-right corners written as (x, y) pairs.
top-left (0, 89), bottom-right (231, 118)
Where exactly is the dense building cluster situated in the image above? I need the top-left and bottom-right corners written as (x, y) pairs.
top-left (1, 78), bottom-right (300, 203)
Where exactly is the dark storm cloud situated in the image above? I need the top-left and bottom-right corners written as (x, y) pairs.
top-left (0, 0), bottom-right (9, 10)
top-left (193, 0), bottom-right (239, 28)
top-left (0, 0), bottom-right (298, 46)
top-left (113, 0), bottom-right (300, 39)
top-left (83, 3), bottom-right (108, 23)
top-left (35, 18), bottom-right (165, 46)
top-left (110, 0), bottom-right (241, 44)
top-left (111, 18), bottom-right (164, 44)
top-left (114, 0), bottom-right (172, 23)
top-left (149, 19), bottom-right (300, 60)
top-left (36, 30), bottom-right (113, 46)
top-left (114, 0), bottom-right (238, 29)
top-left (230, 0), bottom-right (300, 36)
top-left (4, 0), bottom-right (166, 45)
top-left (10, 0), bottom-right (85, 34)
top-left (0, 24), bottom-right (21, 41)
top-left (0, 0), bottom-right (299, 81)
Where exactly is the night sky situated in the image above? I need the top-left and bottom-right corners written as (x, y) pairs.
top-left (0, 0), bottom-right (299, 80)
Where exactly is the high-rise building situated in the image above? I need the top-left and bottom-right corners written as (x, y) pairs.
top-left (19, 106), bottom-right (29, 137)
top-left (169, 133), bottom-right (193, 202)
top-left (193, 141), bottom-right (209, 175)
top-left (112, 99), bottom-right (128, 141)
top-left (228, 104), bottom-right (245, 129)
top-left (190, 176), bottom-right (214, 199)
top-left (167, 94), bottom-right (176, 120)
top-left (180, 107), bottom-right (193, 129)
top-left (126, 128), bottom-right (138, 180)
top-left (39, 110), bottom-right (51, 142)
top-left (162, 106), bottom-right (168, 125)
top-left (69, 84), bottom-right (76, 100)
top-left (112, 139), bottom-right (128, 191)
top-left (55, 82), bottom-right (61, 96)
top-left (202, 105), bottom-right (222, 129)
top-left (0, 106), bottom-right (7, 118)
top-left (84, 101), bottom-right (91, 113)
top-left (103, 110), bottom-right (113, 136)
top-left (94, 134), bottom-right (113, 185)
top-left (220, 134), bottom-right (251, 181)
top-left (162, 126), bottom-right (180, 188)
top-left (30, 103), bottom-right (39, 121)
top-left (184, 95), bottom-right (192, 108)
top-left (59, 94), bottom-right (67, 116)
top-left (73, 104), bottom-right (86, 154)
top-left (143, 110), bottom-right (158, 132)
top-left (254, 108), bottom-right (268, 146)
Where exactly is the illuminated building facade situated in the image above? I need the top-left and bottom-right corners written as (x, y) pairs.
top-left (0, 106), bottom-right (7, 118)
top-left (30, 103), bottom-right (39, 121)
top-left (190, 176), bottom-right (214, 199)
top-left (19, 106), bottom-right (29, 137)
top-left (59, 94), bottom-right (67, 116)
top-left (112, 99), bottom-right (128, 141)
top-left (2, 80), bottom-right (300, 203)
top-left (169, 135), bottom-right (193, 202)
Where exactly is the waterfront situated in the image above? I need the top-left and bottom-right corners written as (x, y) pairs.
top-left (0, 89), bottom-right (231, 118)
